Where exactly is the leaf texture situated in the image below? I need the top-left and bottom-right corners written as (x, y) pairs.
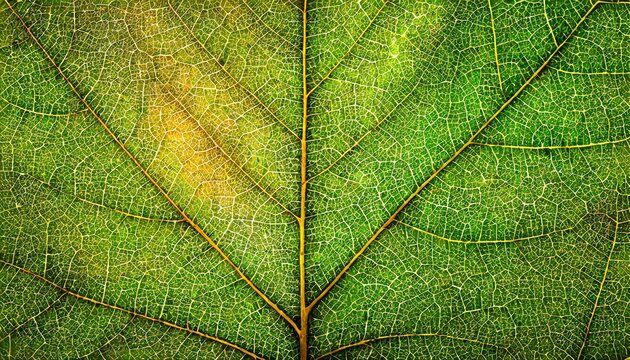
top-left (0, 0), bottom-right (628, 359)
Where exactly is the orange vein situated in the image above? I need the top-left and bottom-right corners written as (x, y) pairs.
top-left (548, 65), bottom-right (630, 76)
top-left (167, 92), bottom-right (299, 220)
top-left (299, 1), bottom-right (309, 359)
top-left (166, 0), bottom-right (300, 141)
top-left (577, 220), bottom-right (619, 359)
top-left (0, 260), bottom-right (265, 360)
top-left (471, 136), bottom-right (630, 150)
top-left (4, 0), bottom-right (298, 333)
top-left (314, 333), bottom-right (501, 359)
top-left (307, 0), bottom-right (390, 96)
top-left (308, 1), bottom-right (603, 311)
top-left (395, 219), bottom-right (575, 244)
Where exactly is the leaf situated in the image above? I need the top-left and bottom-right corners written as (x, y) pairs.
top-left (0, 0), bottom-right (628, 359)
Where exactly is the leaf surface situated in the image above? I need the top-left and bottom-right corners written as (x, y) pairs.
top-left (0, 0), bottom-right (628, 359)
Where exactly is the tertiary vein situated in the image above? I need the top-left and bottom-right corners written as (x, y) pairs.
top-left (166, 91), bottom-right (299, 219)
top-left (577, 219), bottom-right (620, 359)
top-left (307, 0), bottom-right (390, 97)
top-left (166, 0), bottom-right (300, 141)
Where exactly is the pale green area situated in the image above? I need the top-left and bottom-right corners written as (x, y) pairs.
top-left (0, 0), bottom-right (628, 359)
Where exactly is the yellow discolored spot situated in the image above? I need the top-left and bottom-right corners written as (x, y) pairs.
top-left (128, 4), bottom-right (291, 213)
top-left (148, 95), bottom-right (240, 210)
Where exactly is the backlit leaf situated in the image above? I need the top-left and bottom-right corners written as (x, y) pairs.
top-left (0, 0), bottom-right (628, 359)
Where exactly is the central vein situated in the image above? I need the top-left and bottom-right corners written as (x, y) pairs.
top-left (299, 1), bottom-right (309, 360)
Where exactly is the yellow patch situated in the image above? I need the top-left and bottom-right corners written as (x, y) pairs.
top-left (130, 3), bottom-right (290, 212)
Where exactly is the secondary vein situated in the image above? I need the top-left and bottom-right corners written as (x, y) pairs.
top-left (0, 260), bottom-right (265, 360)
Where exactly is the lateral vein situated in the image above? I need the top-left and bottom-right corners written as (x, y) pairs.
top-left (0, 293), bottom-right (65, 343)
top-left (577, 220), bottom-right (619, 359)
top-left (308, 78), bottom-right (421, 183)
top-left (487, 0), bottom-right (505, 97)
top-left (240, 0), bottom-right (300, 51)
top-left (471, 136), bottom-right (630, 150)
top-left (395, 219), bottom-right (576, 244)
top-left (0, 260), bottom-right (265, 360)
